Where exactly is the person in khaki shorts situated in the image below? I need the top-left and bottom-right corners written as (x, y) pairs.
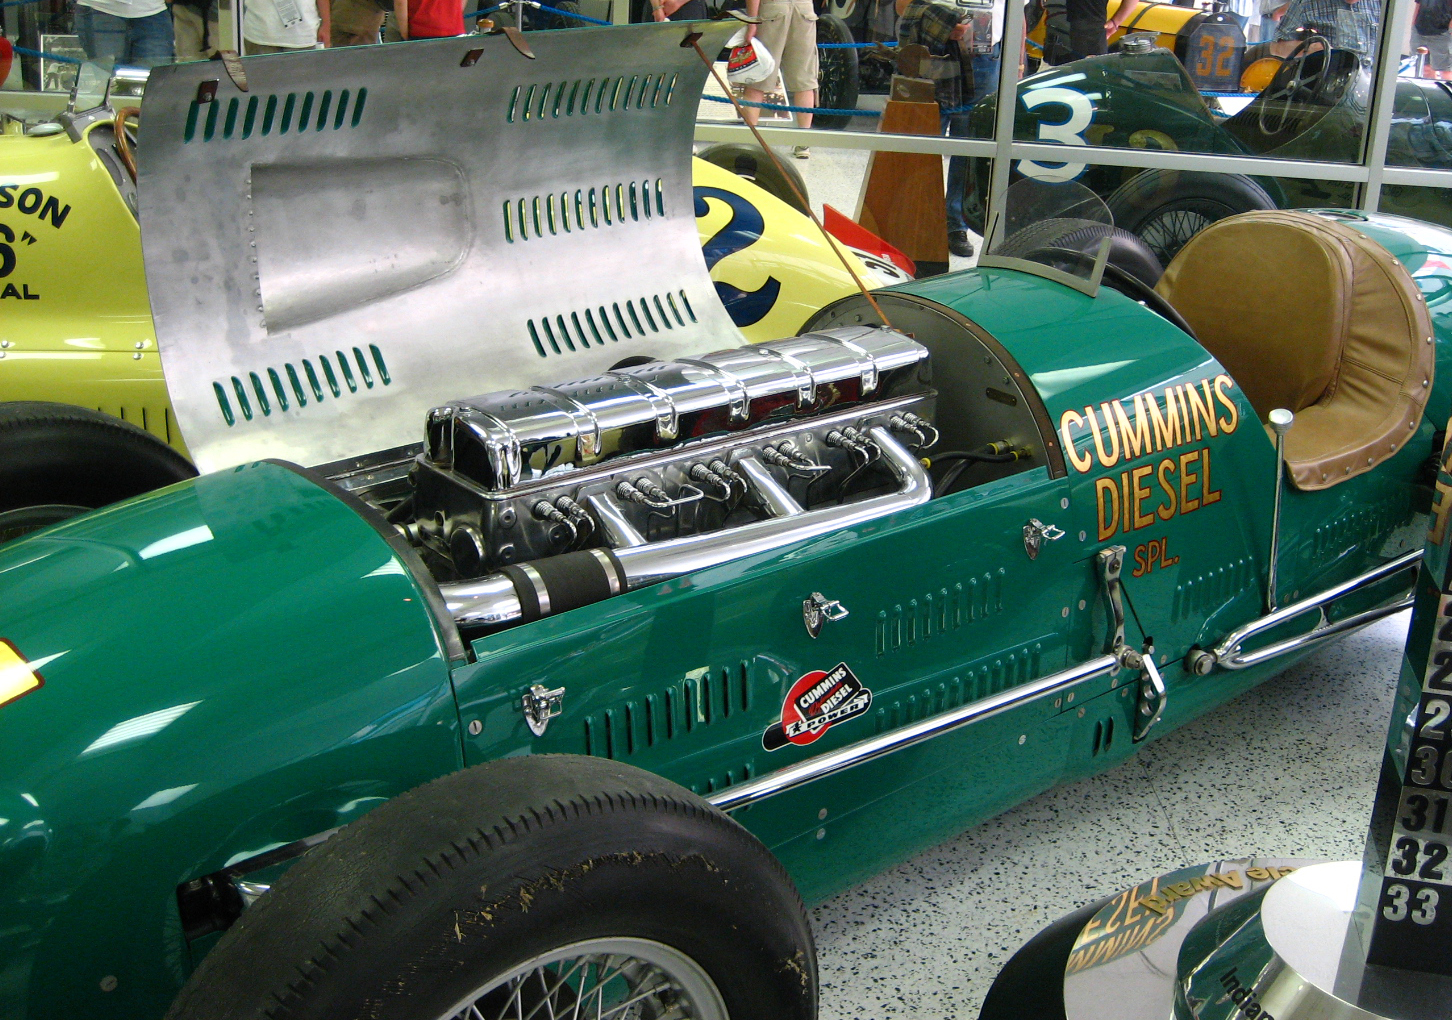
top-left (741, 0), bottom-right (819, 156)
top-left (171, 0), bottom-right (220, 61)
top-left (331, 0), bottom-right (387, 46)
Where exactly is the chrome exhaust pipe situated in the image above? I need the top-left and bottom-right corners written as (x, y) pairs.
top-left (442, 425), bottom-right (931, 629)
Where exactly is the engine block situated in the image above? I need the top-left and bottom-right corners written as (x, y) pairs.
top-left (410, 327), bottom-right (934, 580)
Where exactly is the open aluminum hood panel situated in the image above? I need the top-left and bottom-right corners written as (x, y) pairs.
top-left (136, 21), bottom-right (742, 473)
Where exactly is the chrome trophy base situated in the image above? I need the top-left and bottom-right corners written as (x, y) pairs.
top-left (983, 860), bottom-right (1447, 1020)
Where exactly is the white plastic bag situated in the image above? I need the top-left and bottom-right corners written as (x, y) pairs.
top-left (725, 34), bottom-right (778, 87)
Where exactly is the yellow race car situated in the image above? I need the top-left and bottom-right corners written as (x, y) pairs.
top-left (0, 55), bottom-right (904, 538)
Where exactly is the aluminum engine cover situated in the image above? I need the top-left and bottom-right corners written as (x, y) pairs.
top-left (135, 20), bottom-right (742, 473)
top-left (425, 326), bottom-right (929, 492)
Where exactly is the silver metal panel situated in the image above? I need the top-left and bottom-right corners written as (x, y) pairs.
top-left (136, 21), bottom-right (742, 472)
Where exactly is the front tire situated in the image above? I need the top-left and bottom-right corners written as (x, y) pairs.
top-left (1107, 170), bottom-right (1277, 264)
top-left (166, 755), bottom-right (817, 1020)
top-left (0, 402), bottom-right (196, 543)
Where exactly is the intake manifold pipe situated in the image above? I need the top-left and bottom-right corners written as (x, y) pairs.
top-left (442, 425), bottom-right (931, 630)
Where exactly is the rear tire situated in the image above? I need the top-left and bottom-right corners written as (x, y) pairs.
top-left (697, 141), bottom-right (812, 214)
top-left (815, 13), bottom-right (860, 130)
top-left (1107, 170), bottom-right (1276, 264)
top-left (0, 402), bottom-right (196, 544)
top-left (165, 755), bottom-right (817, 1020)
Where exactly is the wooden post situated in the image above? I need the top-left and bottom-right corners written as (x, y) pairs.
top-left (855, 73), bottom-right (950, 277)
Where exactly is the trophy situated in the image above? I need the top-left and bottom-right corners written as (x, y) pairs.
top-left (982, 424), bottom-right (1452, 1020)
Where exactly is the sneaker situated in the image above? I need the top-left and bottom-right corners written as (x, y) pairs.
top-left (792, 145), bottom-right (811, 159)
top-left (949, 230), bottom-right (975, 258)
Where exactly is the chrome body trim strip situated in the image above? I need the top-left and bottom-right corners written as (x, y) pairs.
top-left (705, 654), bottom-right (1120, 812)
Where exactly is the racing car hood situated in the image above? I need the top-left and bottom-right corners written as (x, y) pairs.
top-left (136, 21), bottom-right (742, 474)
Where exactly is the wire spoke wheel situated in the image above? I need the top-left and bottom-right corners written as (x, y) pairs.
top-left (440, 938), bottom-right (730, 1020)
top-left (1138, 206), bottom-right (1215, 263)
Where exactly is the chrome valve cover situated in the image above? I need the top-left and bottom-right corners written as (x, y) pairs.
top-left (410, 327), bottom-right (934, 579)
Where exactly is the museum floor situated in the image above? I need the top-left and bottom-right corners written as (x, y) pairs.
top-left (809, 612), bottom-right (1406, 1018)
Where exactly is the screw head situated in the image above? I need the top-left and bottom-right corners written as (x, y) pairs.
top-left (1060, 497), bottom-right (1069, 509)
top-left (100, 976), bottom-right (118, 993)
top-left (1061, 606), bottom-right (1070, 618)
top-left (467, 719), bottom-right (482, 736)
top-left (1018, 734), bottom-right (1027, 745)
top-left (1077, 706), bottom-right (1086, 718)
top-left (1078, 599), bottom-right (1086, 610)
top-left (1078, 530), bottom-right (1087, 542)
top-left (817, 807), bottom-right (827, 820)
top-left (815, 828), bottom-right (826, 840)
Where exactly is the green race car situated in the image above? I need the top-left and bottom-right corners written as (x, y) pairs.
top-left (968, 37), bottom-right (1452, 262)
top-left (0, 21), bottom-right (1448, 1020)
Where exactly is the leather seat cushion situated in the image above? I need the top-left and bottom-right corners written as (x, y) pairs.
top-left (1156, 211), bottom-right (1433, 491)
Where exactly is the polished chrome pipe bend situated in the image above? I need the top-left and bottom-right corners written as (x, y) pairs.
top-left (1192, 550), bottom-right (1420, 673)
top-left (442, 425), bottom-right (931, 628)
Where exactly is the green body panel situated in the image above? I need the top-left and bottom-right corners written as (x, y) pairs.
top-left (964, 49), bottom-right (1452, 232)
top-left (0, 217), bottom-right (1447, 1015)
top-left (0, 462), bottom-right (459, 1019)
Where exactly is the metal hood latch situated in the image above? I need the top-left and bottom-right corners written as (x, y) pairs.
top-left (1097, 545), bottom-right (1167, 741)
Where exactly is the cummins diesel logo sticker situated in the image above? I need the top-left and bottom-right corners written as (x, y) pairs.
top-left (762, 663), bottom-right (872, 751)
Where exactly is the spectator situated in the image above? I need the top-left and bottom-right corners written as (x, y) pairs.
top-left (394, 0), bottom-right (464, 38)
top-left (1036, 0), bottom-right (1138, 63)
top-left (969, 0), bottom-right (1002, 101)
top-left (1412, 0), bottom-right (1452, 78)
top-left (245, 0), bottom-right (328, 51)
top-left (74, 0), bottom-right (174, 68)
top-left (1270, 0), bottom-right (1380, 58)
top-left (330, 0), bottom-right (387, 46)
top-left (654, 0), bottom-right (708, 19)
top-left (172, 0), bottom-right (219, 61)
top-left (896, 0), bottom-right (974, 256)
top-left (741, 0), bottom-right (818, 157)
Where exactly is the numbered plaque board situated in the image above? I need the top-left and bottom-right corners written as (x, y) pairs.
top-left (1366, 438), bottom-right (1452, 971)
top-left (1178, 15), bottom-right (1243, 93)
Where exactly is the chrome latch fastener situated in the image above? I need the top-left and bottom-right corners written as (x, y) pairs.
top-left (1023, 518), bottom-right (1065, 560)
top-left (522, 683), bottom-right (566, 737)
top-left (803, 592), bottom-right (849, 638)
top-left (1119, 642), bottom-right (1167, 742)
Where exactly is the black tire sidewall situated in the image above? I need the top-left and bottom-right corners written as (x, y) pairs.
top-left (1108, 170), bottom-right (1276, 262)
top-left (168, 756), bottom-right (816, 1020)
top-left (697, 142), bottom-right (812, 215)
top-left (0, 402), bottom-right (195, 515)
top-left (815, 14), bottom-right (859, 130)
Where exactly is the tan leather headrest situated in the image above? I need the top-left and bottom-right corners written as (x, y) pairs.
top-left (1155, 211), bottom-right (1349, 417)
top-left (1157, 211), bottom-right (1433, 491)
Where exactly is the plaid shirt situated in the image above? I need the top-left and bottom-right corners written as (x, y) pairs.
top-left (897, 0), bottom-right (969, 111)
top-left (1275, 0), bottom-right (1381, 55)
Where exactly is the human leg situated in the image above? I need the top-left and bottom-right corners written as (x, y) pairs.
top-left (971, 42), bottom-right (1001, 103)
top-left (790, 89), bottom-right (814, 129)
top-left (172, 4), bottom-right (206, 61)
top-left (74, 5), bottom-right (131, 66)
top-left (331, 0), bottom-right (386, 46)
top-left (126, 8), bottom-right (175, 67)
top-left (944, 111), bottom-right (970, 250)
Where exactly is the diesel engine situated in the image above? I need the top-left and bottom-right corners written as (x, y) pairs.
top-left (399, 327), bottom-right (938, 632)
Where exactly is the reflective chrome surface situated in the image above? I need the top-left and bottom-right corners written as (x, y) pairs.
top-left (706, 653), bottom-right (1119, 812)
top-left (436, 937), bottom-right (729, 1020)
top-left (136, 21), bottom-right (742, 473)
top-left (1190, 551), bottom-right (1419, 672)
top-left (438, 418), bottom-right (933, 627)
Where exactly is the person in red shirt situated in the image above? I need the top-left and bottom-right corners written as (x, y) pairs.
top-left (396, 0), bottom-right (463, 38)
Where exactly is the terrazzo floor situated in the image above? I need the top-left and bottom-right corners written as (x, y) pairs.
top-left (809, 613), bottom-right (1409, 1019)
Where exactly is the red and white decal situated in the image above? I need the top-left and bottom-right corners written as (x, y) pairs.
top-left (762, 662), bottom-right (872, 751)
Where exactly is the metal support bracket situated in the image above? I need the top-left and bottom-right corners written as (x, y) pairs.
top-left (1097, 545), bottom-right (1127, 655)
top-left (803, 592), bottom-right (849, 638)
top-left (1120, 643), bottom-right (1167, 742)
top-left (522, 683), bottom-right (566, 737)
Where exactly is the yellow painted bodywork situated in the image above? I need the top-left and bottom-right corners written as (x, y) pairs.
top-left (0, 121), bottom-right (179, 449)
top-left (692, 158), bottom-right (867, 343)
top-left (0, 113), bottom-right (869, 462)
top-left (1027, 0), bottom-right (1203, 59)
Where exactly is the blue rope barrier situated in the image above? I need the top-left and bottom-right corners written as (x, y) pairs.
top-left (818, 40), bottom-right (895, 48)
top-left (467, 1), bottom-right (610, 23)
top-left (0, 0), bottom-right (44, 8)
top-left (700, 92), bottom-right (880, 116)
top-left (10, 43), bottom-right (84, 62)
